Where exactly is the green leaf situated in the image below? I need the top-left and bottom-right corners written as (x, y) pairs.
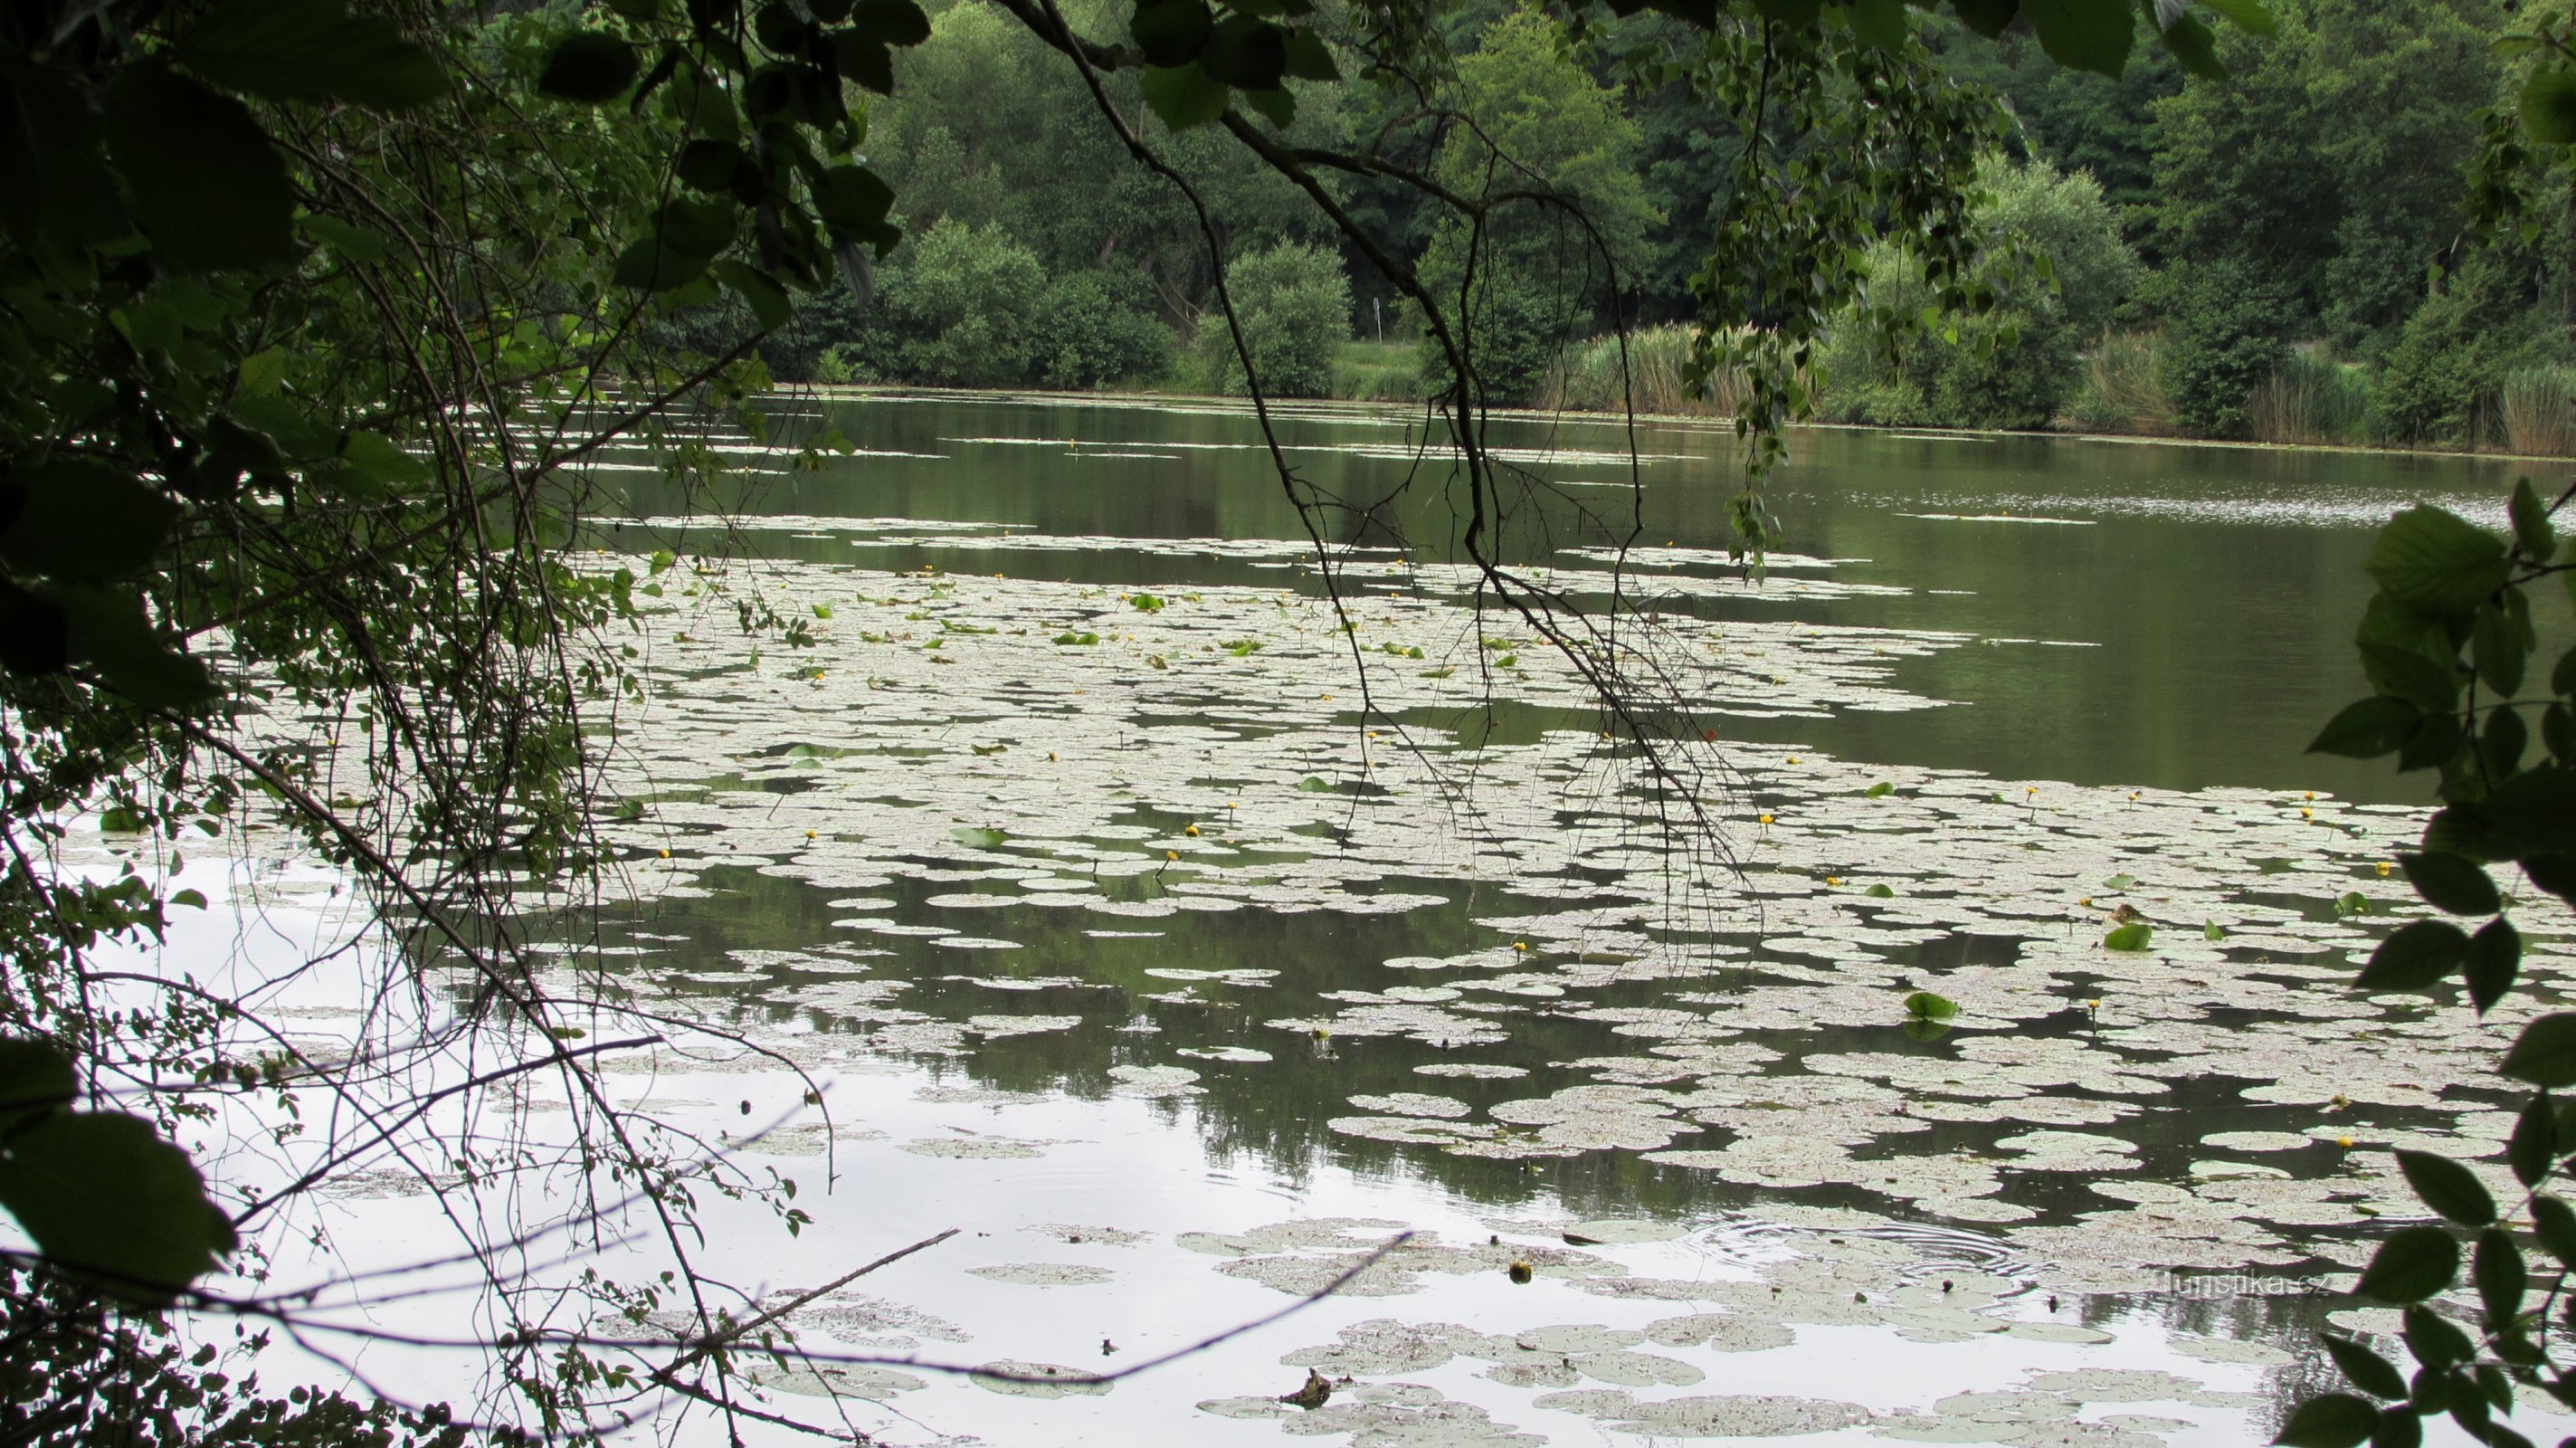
top-left (0, 1040), bottom-right (73, 1135)
top-left (2310, 697), bottom-right (2421, 758)
top-left (2400, 853), bottom-right (2500, 915)
top-left (2503, 1012), bottom-right (2576, 1088)
top-left (2396, 1148), bottom-right (2495, 1226)
top-left (1199, 15), bottom-right (1287, 90)
top-left (0, 461), bottom-right (178, 579)
top-left (2521, 68), bottom-right (2576, 146)
top-left (2273, 1393), bottom-right (2378, 1448)
top-left (1280, 27), bottom-right (1339, 81)
top-left (2020, 0), bottom-right (2134, 76)
top-left (1903, 990), bottom-right (1956, 1021)
top-left (2510, 478), bottom-right (2555, 562)
top-left (832, 33), bottom-right (895, 94)
top-left (1863, 781), bottom-right (1895, 797)
top-left (1846, 0), bottom-right (1909, 47)
top-left (847, 0), bottom-right (931, 46)
top-left (1863, 882), bottom-right (1895, 898)
top-left (102, 63), bottom-right (295, 273)
top-left (2464, 917), bottom-right (2521, 1015)
top-left (538, 32), bottom-right (641, 103)
top-left (2196, 0), bottom-right (2276, 33)
top-left (2356, 919), bottom-right (2469, 991)
top-left (237, 347), bottom-right (287, 396)
top-left (299, 213), bottom-right (387, 263)
top-left (1900, 1015), bottom-right (1953, 1042)
top-left (56, 586), bottom-right (219, 710)
top-left (2509, 1094), bottom-right (2555, 1187)
top-left (1141, 64), bottom-right (1227, 131)
top-left (2399, 1303), bottom-right (2473, 1370)
top-left (1951, 0), bottom-right (2019, 36)
top-left (2474, 1227), bottom-right (2524, 1322)
top-left (2352, 1224), bottom-right (2458, 1302)
top-left (2473, 605), bottom-right (2526, 698)
top-left (2104, 921), bottom-right (2153, 951)
top-left (2357, 643), bottom-right (2460, 712)
top-left (1240, 85), bottom-right (1295, 129)
top-left (2205, 919), bottom-right (2226, 940)
top-left (1130, 0), bottom-right (1213, 68)
top-left (2157, 13), bottom-right (2223, 80)
top-left (337, 431), bottom-right (430, 490)
top-left (2322, 1336), bottom-right (2408, 1401)
top-left (715, 262), bottom-right (792, 331)
top-left (2530, 1193), bottom-right (2576, 1267)
top-left (2367, 507), bottom-right (2510, 617)
top-left (810, 165), bottom-right (895, 232)
top-left (0, 1111), bottom-right (236, 1306)
top-left (176, 0), bottom-right (446, 110)
top-left (168, 888), bottom-right (207, 910)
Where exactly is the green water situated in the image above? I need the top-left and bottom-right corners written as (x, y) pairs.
top-left (617, 390), bottom-right (2547, 803)
top-left (566, 392), bottom-right (2572, 1439)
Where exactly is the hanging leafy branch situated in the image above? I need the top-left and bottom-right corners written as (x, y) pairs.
top-left (2281, 484), bottom-right (2576, 1445)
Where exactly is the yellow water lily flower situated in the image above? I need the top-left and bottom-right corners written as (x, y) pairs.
top-left (1185, 824), bottom-right (1201, 837)
top-left (1758, 814), bottom-right (1773, 825)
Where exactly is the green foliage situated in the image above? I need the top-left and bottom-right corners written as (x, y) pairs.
top-left (2376, 248), bottom-right (2561, 443)
top-left (1035, 272), bottom-right (1175, 389)
top-left (1819, 157), bottom-right (2136, 431)
top-left (1201, 241), bottom-right (1352, 397)
top-left (886, 217), bottom-right (1048, 386)
top-left (2290, 471), bottom-right (2576, 1437)
top-left (2158, 261), bottom-right (2295, 437)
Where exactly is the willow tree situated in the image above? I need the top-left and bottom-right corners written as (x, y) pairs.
top-left (0, 0), bottom-right (2257, 1436)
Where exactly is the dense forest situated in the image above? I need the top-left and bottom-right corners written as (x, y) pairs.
top-left (742, 0), bottom-right (2576, 450)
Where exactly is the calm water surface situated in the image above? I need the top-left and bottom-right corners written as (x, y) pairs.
top-left (530, 392), bottom-right (2575, 1444)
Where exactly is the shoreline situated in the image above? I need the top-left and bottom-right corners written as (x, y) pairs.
top-left (795, 382), bottom-right (2576, 470)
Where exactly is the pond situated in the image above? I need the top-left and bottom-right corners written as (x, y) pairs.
top-left (161, 393), bottom-right (2576, 1445)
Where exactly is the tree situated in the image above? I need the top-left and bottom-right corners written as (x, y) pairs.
top-left (1820, 158), bottom-right (2140, 430)
top-left (1199, 241), bottom-right (1353, 396)
top-left (887, 216), bottom-right (1050, 385)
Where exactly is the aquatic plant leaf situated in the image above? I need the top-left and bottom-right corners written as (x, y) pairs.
top-left (1901, 991), bottom-right (1955, 1022)
top-left (2352, 1225), bottom-right (2457, 1302)
top-left (2503, 1013), bottom-right (2576, 1088)
top-left (2271, 1393), bottom-right (2376, 1448)
top-left (2103, 922), bottom-right (2152, 951)
top-left (2355, 920), bottom-right (2468, 992)
top-left (2321, 1336), bottom-right (2407, 1400)
top-left (1900, 1017), bottom-right (1952, 1043)
top-left (2401, 853), bottom-right (2499, 916)
top-left (2395, 1149), bottom-right (2493, 1226)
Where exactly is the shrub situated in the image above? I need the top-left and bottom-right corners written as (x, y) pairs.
top-left (886, 217), bottom-right (1046, 387)
top-left (1412, 264), bottom-right (1572, 406)
top-left (1031, 272), bottom-right (1172, 389)
top-left (1199, 242), bottom-right (1352, 398)
top-left (2159, 262), bottom-right (2294, 438)
top-left (2375, 252), bottom-right (2554, 444)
